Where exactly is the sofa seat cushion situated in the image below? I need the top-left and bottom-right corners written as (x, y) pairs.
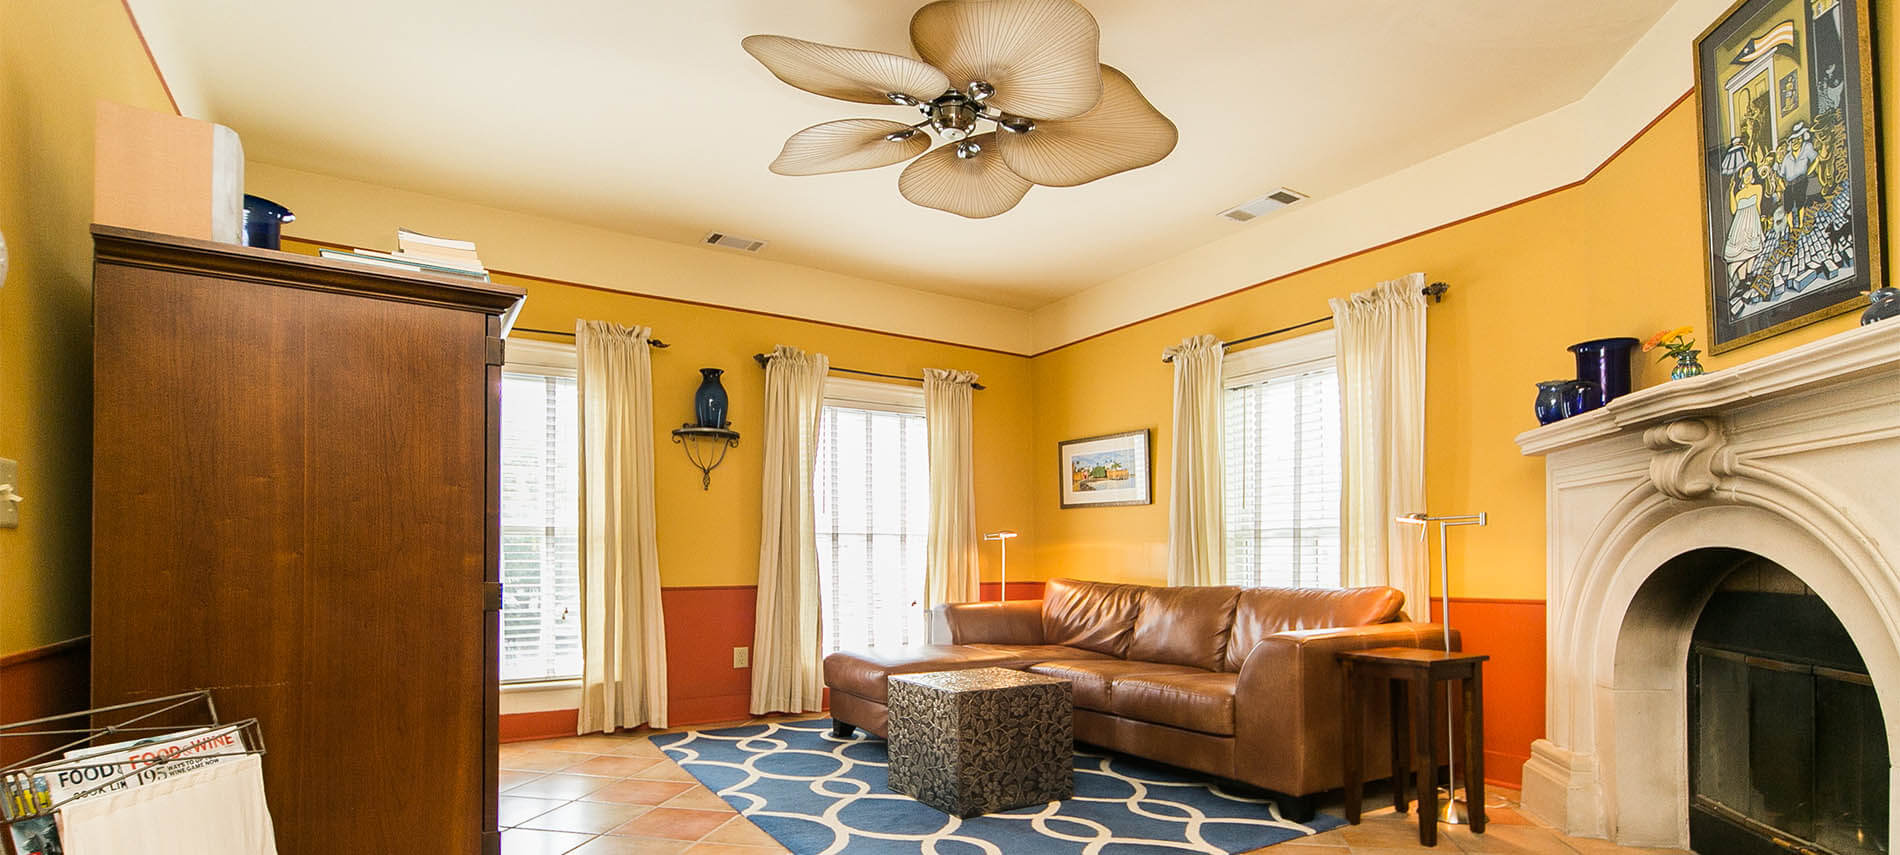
top-left (1026, 660), bottom-right (1205, 712)
top-left (1108, 671), bottom-right (1239, 736)
top-left (959, 644), bottom-right (1114, 667)
top-left (824, 646), bottom-right (1024, 704)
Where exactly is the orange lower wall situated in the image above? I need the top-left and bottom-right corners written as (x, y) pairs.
top-left (500, 581), bottom-right (1052, 741)
top-left (1428, 598), bottom-right (1545, 788)
top-left (0, 636), bottom-right (91, 765)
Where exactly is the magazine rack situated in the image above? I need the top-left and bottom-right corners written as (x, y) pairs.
top-left (0, 690), bottom-right (267, 825)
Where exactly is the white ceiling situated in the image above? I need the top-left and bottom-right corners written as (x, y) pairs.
top-left (129, 0), bottom-right (1673, 311)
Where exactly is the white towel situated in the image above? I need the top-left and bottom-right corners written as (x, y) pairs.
top-left (58, 754), bottom-right (277, 855)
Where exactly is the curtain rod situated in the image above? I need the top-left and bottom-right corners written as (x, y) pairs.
top-left (1161, 281), bottom-right (1447, 363)
top-left (752, 353), bottom-right (986, 390)
top-left (514, 326), bottom-right (670, 349)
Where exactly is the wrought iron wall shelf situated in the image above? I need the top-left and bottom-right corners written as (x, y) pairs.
top-left (671, 425), bottom-right (740, 489)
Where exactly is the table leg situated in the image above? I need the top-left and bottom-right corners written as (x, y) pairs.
top-left (1342, 661), bottom-right (1363, 825)
top-left (1412, 675), bottom-right (1438, 847)
top-left (1465, 668), bottom-right (1487, 834)
top-left (1390, 678), bottom-right (1409, 814)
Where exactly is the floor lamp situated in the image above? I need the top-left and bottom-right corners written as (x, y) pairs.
top-left (982, 530), bottom-right (1018, 601)
top-left (1395, 511), bottom-right (1488, 825)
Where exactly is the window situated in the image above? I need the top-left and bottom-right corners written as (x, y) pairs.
top-left (814, 378), bottom-right (930, 655)
top-left (499, 340), bottom-right (582, 683)
top-left (1221, 332), bottom-right (1342, 588)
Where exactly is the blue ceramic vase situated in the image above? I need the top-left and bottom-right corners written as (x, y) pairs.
top-left (1569, 337), bottom-right (1641, 403)
top-left (1534, 381), bottom-right (1570, 425)
top-left (694, 368), bottom-right (729, 428)
top-left (1535, 379), bottom-right (1603, 425)
top-left (241, 195), bottom-right (294, 250)
top-left (1864, 288), bottom-right (1900, 325)
top-left (1564, 380), bottom-right (1603, 415)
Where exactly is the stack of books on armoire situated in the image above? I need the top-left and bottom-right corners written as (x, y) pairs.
top-left (319, 229), bottom-right (489, 280)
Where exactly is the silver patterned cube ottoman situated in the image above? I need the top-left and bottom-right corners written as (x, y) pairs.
top-left (886, 667), bottom-right (1074, 817)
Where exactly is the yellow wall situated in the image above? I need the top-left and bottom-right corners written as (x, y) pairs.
top-left (501, 278), bottom-right (1043, 588)
top-left (0, 0), bottom-right (175, 654)
top-left (9, 0), bottom-right (1898, 659)
top-left (280, 242), bottom-right (1042, 589)
top-left (1030, 0), bottom-right (1900, 599)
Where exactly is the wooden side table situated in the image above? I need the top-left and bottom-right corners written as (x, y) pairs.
top-left (1338, 646), bottom-right (1489, 847)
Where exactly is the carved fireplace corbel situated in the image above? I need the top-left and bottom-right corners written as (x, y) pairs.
top-left (1642, 417), bottom-right (1732, 500)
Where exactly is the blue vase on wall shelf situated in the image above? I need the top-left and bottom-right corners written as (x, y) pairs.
top-left (1569, 337), bottom-right (1641, 403)
top-left (694, 368), bottom-right (729, 429)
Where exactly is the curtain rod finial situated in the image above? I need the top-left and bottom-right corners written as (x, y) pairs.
top-left (753, 352), bottom-right (771, 368)
top-left (1422, 281), bottom-right (1449, 303)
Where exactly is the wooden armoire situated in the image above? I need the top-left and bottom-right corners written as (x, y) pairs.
top-left (89, 226), bottom-right (524, 854)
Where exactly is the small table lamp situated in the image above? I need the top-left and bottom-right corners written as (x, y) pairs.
top-left (982, 531), bottom-right (1019, 601)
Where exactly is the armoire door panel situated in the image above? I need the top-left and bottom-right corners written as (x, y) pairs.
top-left (91, 268), bottom-right (312, 838)
top-left (299, 294), bottom-right (489, 853)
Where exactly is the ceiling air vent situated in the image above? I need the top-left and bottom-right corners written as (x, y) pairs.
top-left (703, 231), bottom-right (768, 253)
top-left (1219, 188), bottom-right (1307, 222)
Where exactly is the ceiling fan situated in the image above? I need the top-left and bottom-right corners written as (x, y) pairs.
top-left (743, 0), bottom-right (1177, 219)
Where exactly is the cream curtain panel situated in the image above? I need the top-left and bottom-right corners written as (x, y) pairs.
top-left (1164, 334), bottom-right (1226, 587)
top-left (923, 368), bottom-right (980, 607)
top-left (1330, 273), bottom-right (1429, 611)
top-left (576, 320), bottom-right (669, 733)
top-left (750, 344), bottom-right (831, 715)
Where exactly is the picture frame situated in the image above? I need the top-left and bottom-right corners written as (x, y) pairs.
top-left (1058, 429), bottom-right (1153, 509)
top-left (1694, 0), bottom-right (1883, 354)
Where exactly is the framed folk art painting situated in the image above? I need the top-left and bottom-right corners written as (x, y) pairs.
top-left (1695, 0), bottom-right (1882, 354)
top-left (1058, 429), bottom-right (1152, 509)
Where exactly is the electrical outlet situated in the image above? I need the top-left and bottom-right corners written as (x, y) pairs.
top-left (732, 646), bottom-right (750, 669)
top-left (0, 458), bottom-right (18, 529)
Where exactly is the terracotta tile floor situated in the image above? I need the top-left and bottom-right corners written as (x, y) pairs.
top-left (498, 714), bottom-right (1693, 854)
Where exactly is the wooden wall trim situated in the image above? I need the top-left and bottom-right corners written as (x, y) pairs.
top-left (0, 635), bottom-right (88, 668)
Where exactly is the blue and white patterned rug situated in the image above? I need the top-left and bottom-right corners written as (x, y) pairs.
top-left (651, 718), bottom-right (1339, 854)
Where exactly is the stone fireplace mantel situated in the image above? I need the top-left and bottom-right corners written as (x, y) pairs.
top-left (1515, 319), bottom-right (1900, 848)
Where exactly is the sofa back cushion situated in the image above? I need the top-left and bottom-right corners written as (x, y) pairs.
top-left (1041, 578), bottom-right (1145, 657)
top-left (1127, 585), bottom-right (1241, 670)
top-left (1222, 586), bottom-right (1405, 671)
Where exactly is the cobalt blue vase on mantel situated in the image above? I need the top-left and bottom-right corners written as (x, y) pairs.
top-left (1568, 337), bottom-right (1642, 403)
top-left (694, 368), bottom-right (730, 429)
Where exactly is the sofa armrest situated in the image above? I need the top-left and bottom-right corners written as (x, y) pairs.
top-left (1232, 622), bottom-right (1458, 796)
top-left (940, 600), bottom-right (1045, 645)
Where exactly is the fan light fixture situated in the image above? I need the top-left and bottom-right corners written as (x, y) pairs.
top-left (743, 0), bottom-right (1176, 219)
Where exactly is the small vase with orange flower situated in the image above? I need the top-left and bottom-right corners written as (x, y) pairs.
top-left (1644, 326), bottom-right (1704, 380)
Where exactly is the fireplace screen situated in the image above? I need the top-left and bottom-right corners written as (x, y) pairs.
top-left (1689, 564), bottom-right (1888, 855)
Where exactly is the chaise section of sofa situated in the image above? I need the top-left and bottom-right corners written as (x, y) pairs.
top-left (821, 577), bottom-right (1457, 819)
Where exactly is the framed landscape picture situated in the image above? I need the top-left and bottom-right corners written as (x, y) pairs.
top-left (1059, 429), bottom-right (1152, 509)
top-left (1695, 0), bottom-right (1882, 354)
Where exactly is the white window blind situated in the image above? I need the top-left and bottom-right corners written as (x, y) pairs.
top-left (815, 379), bottom-right (929, 655)
top-left (1222, 333), bottom-right (1343, 589)
top-left (499, 363), bottom-right (582, 683)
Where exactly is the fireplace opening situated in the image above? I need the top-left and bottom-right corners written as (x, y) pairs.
top-left (1687, 550), bottom-right (1888, 855)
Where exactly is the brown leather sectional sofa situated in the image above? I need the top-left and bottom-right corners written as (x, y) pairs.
top-left (823, 577), bottom-right (1457, 819)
